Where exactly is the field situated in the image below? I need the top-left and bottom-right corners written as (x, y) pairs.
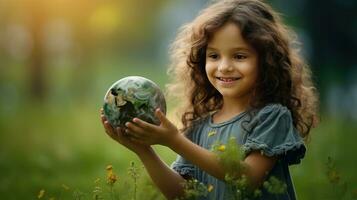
top-left (0, 64), bottom-right (356, 200)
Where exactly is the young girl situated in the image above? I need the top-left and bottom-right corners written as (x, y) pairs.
top-left (100, 0), bottom-right (319, 199)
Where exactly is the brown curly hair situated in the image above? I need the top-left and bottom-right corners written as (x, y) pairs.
top-left (166, 0), bottom-right (319, 139)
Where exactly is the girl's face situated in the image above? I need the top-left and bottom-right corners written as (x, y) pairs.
top-left (205, 22), bottom-right (258, 102)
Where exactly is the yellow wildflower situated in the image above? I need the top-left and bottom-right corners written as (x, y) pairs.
top-left (49, 197), bottom-right (55, 200)
top-left (208, 130), bottom-right (216, 137)
top-left (106, 165), bottom-right (113, 170)
top-left (106, 165), bottom-right (118, 185)
top-left (217, 145), bottom-right (226, 152)
top-left (37, 189), bottom-right (45, 199)
top-left (207, 184), bottom-right (214, 192)
top-left (107, 172), bottom-right (117, 184)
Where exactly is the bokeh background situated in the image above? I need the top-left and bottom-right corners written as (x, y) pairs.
top-left (0, 0), bottom-right (356, 199)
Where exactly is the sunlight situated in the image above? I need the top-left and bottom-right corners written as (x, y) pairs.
top-left (89, 4), bottom-right (122, 37)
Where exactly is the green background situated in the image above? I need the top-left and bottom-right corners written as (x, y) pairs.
top-left (0, 0), bottom-right (356, 199)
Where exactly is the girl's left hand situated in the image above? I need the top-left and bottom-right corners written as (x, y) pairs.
top-left (124, 108), bottom-right (180, 147)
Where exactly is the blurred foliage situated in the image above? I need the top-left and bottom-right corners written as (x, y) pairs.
top-left (0, 0), bottom-right (356, 199)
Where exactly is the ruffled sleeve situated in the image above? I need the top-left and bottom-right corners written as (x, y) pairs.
top-left (242, 104), bottom-right (306, 165)
top-left (170, 155), bottom-right (195, 178)
top-left (170, 128), bottom-right (196, 178)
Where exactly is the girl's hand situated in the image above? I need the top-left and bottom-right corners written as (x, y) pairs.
top-left (100, 108), bottom-right (151, 155)
top-left (124, 108), bottom-right (181, 147)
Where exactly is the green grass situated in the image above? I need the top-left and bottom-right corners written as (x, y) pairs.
top-left (0, 60), bottom-right (356, 199)
top-left (0, 61), bottom-right (174, 199)
top-left (1, 100), bottom-right (356, 199)
top-left (292, 117), bottom-right (357, 199)
top-left (0, 100), bottom-right (173, 200)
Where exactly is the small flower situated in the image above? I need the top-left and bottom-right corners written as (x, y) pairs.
top-left (106, 165), bottom-right (118, 185)
top-left (217, 145), bottom-right (226, 152)
top-left (207, 184), bottom-right (214, 192)
top-left (208, 130), bottom-right (216, 137)
top-left (49, 197), bottom-right (55, 200)
top-left (61, 184), bottom-right (70, 190)
top-left (37, 189), bottom-right (45, 199)
top-left (106, 165), bottom-right (113, 171)
top-left (107, 172), bottom-right (117, 184)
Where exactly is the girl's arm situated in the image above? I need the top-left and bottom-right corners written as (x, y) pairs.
top-left (169, 132), bottom-right (276, 186)
top-left (126, 109), bottom-right (277, 186)
top-left (137, 148), bottom-right (186, 200)
top-left (100, 110), bottom-right (186, 199)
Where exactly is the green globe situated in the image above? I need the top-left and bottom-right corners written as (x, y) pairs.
top-left (103, 76), bottom-right (166, 128)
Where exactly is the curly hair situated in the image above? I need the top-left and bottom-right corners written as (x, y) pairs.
top-left (166, 0), bottom-right (319, 139)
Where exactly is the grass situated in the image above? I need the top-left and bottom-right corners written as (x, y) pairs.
top-left (1, 100), bottom-right (356, 199)
top-left (0, 61), bottom-right (356, 199)
top-left (0, 60), bottom-right (172, 199)
top-left (292, 117), bottom-right (357, 199)
top-left (0, 100), bottom-right (172, 199)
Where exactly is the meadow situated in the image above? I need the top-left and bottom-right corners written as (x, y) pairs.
top-left (0, 62), bottom-right (356, 200)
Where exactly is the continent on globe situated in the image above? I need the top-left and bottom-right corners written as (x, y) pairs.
top-left (103, 76), bottom-right (166, 128)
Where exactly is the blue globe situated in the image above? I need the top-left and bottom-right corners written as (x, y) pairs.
top-left (103, 76), bottom-right (166, 128)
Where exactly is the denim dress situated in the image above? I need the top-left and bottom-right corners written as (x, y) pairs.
top-left (171, 104), bottom-right (306, 200)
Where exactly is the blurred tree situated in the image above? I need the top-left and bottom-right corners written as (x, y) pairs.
top-left (304, 0), bottom-right (357, 85)
top-left (0, 0), bottom-right (168, 102)
top-left (271, 0), bottom-right (357, 116)
top-left (26, 0), bottom-right (47, 100)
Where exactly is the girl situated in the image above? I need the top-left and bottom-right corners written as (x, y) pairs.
top-left (100, 0), bottom-right (319, 199)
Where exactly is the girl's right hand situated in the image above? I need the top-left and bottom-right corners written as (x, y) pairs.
top-left (100, 108), bottom-right (151, 155)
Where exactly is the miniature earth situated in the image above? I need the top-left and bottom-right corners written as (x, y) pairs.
top-left (103, 76), bottom-right (166, 128)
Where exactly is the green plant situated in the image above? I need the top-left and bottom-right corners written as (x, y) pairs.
top-left (128, 161), bottom-right (141, 200)
top-left (212, 137), bottom-right (286, 200)
top-left (324, 156), bottom-right (357, 200)
top-left (176, 179), bottom-right (210, 200)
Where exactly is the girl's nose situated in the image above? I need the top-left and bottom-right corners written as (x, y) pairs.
top-left (218, 59), bottom-right (233, 73)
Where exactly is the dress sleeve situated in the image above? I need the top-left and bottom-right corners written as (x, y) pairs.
top-left (170, 129), bottom-right (196, 178)
top-left (242, 104), bottom-right (306, 165)
top-left (170, 155), bottom-right (195, 178)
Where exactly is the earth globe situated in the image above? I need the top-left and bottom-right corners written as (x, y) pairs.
top-left (103, 76), bottom-right (166, 128)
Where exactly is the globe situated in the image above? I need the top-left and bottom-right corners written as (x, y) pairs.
top-left (103, 76), bottom-right (166, 128)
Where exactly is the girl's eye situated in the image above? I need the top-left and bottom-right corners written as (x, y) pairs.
top-left (207, 53), bottom-right (219, 59)
top-left (234, 54), bottom-right (247, 60)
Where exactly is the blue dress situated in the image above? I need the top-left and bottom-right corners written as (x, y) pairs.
top-left (171, 104), bottom-right (306, 200)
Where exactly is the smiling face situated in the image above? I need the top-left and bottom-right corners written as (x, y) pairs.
top-left (205, 22), bottom-right (258, 103)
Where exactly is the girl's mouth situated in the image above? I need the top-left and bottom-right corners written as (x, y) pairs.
top-left (216, 77), bottom-right (240, 82)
